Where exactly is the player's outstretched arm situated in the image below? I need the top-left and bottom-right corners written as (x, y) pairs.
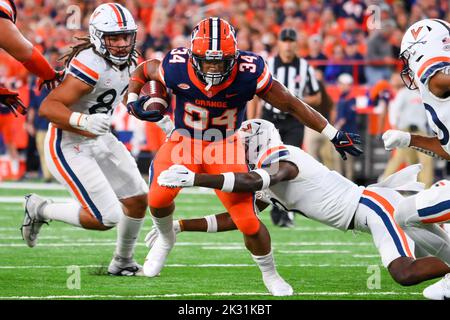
top-left (157, 162), bottom-right (298, 192)
top-left (0, 19), bottom-right (61, 90)
top-left (145, 201), bottom-right (269, 247)
top-left (382, 129), bottom-right (450, 160)
top-left (40, 75), bottom-right (109, 137)
top-left (259, 79), bottom-right (363, 160)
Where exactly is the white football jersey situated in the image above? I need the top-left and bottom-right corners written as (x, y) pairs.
top-left (66, 48), bottom-right (133, 115)
top-left (417, 73), bottom-right (450, 156)
top-left (256, 145), bottom-right (364, 230)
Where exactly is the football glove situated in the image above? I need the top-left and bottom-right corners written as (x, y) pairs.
top-left (382, 129), bottom-right (411, 151)
top-left (126, 96), bottom-right (164, 122)
top-left (144, 221), bottom-right (182, 249)
top-left (69, 112), bottom-right (111, 136)
top-left (331, 131), bottom-right (363, 160)
top-left (157, 165), bottom-right (195, 188)
top-left (0, 87), bottom-right (27, 116)
top-left (37, 70), bottom-right (65, 91)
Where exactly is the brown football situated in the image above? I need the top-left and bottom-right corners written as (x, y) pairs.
top-left (141, 80), bottom-right (169, 113)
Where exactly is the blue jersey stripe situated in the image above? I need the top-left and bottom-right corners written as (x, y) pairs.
top-left (55, 128), bottom-right (103, 223)
top-left (359, 197), bottom-right (407, 257)
top-left (69, 66), bottom-right (97, 87)
top-left (418, 199), bottom-right (450, 217)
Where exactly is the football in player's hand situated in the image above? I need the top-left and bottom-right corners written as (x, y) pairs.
top-left (141, 80), bottom-right (169, 113)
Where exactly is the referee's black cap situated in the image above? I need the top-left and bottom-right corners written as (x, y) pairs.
top-left (279, 28), bottom-right (297, 41)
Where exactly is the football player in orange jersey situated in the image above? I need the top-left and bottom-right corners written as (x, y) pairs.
top-left (126, 17), bottom-right (363, 296)
top-left (0, 0), bottom-right (62, 115)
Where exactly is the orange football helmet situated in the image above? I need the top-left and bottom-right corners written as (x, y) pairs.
top-left (190, 17), bottom-right (239, 87)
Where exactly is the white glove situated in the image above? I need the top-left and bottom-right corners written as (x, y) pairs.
top-left (156, 115), bottom-right (174, 136)
top-left (382, 129), bottom-right (411, 151)
top-left (70, 112), bottom-right (111, 136)
top-left (157, 164), bottom-right (195, 188)
top-left (144, 221), bottom-right (181, 248)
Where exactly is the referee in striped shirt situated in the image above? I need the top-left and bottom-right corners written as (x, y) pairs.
top-left (262, 28), bottom-right (322, 227)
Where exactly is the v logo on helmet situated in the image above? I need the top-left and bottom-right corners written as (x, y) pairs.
top-left (411, 26), bottom-right (423, 40)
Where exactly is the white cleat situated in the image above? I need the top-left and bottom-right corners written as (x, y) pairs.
top-left (423, 274), bottom-right (450, 300)
top-left (262, 273), bottom-right (294, 296)
top-left (21, 194), bottom-right (51, 248)
top-left (143, 231), bottom-right (176, 277)
top-left (108, 255), bottom-right (142, 276)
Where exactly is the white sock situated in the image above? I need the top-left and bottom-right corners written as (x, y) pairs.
top-left (115, 214), bottom-right (144, 259)
top-left (251, 250), bottom-right (278, 278)
top-left (153, 214), bottom-right (175, 244)
top-left (41, 202), bottom-right (82, 227)
top-left (10, 159), bottom-right (19, 176)
top-left (205, 214), bottom-right (218, 233)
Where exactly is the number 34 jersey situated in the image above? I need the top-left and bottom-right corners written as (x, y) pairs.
top-left (159, 47), bottom-right (273, 140)
top-left (66, 48), bottom-right (132, 115)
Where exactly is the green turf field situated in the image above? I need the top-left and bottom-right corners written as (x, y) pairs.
top-left (0, 182), bottom-right (433, 300)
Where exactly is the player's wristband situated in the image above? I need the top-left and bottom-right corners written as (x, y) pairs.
top-left (205, 214), bottom-right (218, 233)
top-left (69, 112), bottom-right (87, 130)
top-left (127, 93), bottom-right (139, 104)
top-left (251, 169), bottom-right (271, 190)
top-left (321, 123), bottom-right (339, 140)
top-left (221, 172), bottom-right (235, 192)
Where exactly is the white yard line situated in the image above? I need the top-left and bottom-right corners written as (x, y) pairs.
top-left (0, 263), bottom-right (378, 269)
top-left (279, 250), bottom-right (352, 254)
top-left (0, 241), bottom-right (375, 247)
top-left (0, 291), bottom-right (422, 299)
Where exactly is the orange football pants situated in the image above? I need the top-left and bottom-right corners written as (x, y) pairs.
top-left (149, 131), bottom-right (260, 235)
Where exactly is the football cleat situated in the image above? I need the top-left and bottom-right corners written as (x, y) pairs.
top-left (107, 255), bottom-right (142, 276)
top-left (262, 273), bottom-right (294, 296)
top-left (423, 273), bottom-right (450, 300)
top-left (20, 194), bottom-right (51, 248)
top-left (143, 230), bottom-right (176, 277)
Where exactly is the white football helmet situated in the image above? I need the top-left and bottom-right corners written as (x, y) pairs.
top-left (89, 3), bottom-right (137, 66)
top-left (238, 119), bottom-right (283, 168)
top-left (400, 19), bottom-right (450, 89)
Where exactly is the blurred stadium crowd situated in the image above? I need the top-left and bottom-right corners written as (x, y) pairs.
top-left (0, 0), bottom-right (449, 184)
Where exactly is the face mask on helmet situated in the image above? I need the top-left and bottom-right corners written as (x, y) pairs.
top-left (102, 31), bottom-right (137, 65)
top-left (399, 49), bottom-right (418, 90)
top-left (191, 50), bottom-right (237, 88)
top-left (238, 120), bottom-right (283, 168)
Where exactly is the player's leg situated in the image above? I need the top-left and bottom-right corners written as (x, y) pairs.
top-left (214, 190), bottom-right (292, 296)
top-left (21, 126), bottom-right (124, 247)
top-left (394, 182), bottom-right (450, 264)
top-left (94, 134), bottom-right (148, 275)
top-left (203, 137), bottom-right (292, 296)
top-left (143, 133), bottom-right (199, 277)
top-left (355, 188), bottom-right (450, 286)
